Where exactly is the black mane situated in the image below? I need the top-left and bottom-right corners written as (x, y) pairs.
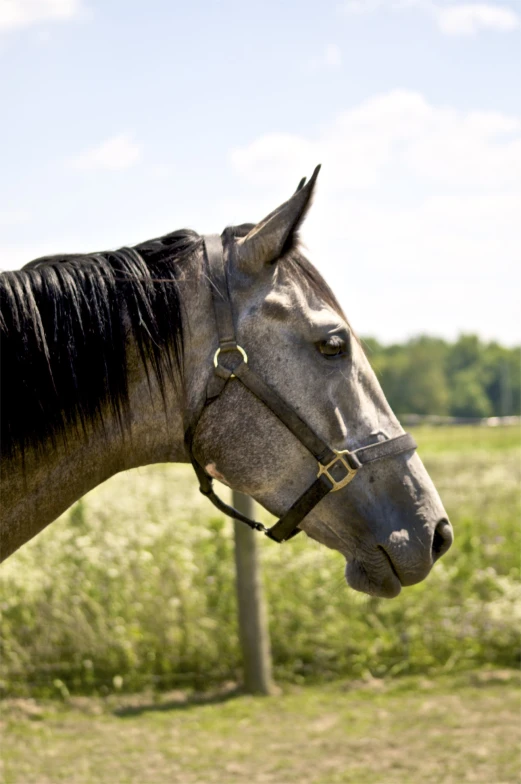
top-left (0, 230), bottom-right (201, 462)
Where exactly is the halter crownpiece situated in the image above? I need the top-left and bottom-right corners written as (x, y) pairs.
top-left (185, 235), bottom-right (417, 543)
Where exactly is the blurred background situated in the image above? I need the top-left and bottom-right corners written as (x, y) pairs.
top-left (1, 1), bottom-right (520, 782)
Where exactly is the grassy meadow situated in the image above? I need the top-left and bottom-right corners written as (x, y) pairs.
top-left (0, 425), bottom-right (520, 697)
top-left (1, 670), bottom-right (519, 783)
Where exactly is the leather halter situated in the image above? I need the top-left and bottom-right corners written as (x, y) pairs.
top-left (185, 235), bottom-right (417, 543)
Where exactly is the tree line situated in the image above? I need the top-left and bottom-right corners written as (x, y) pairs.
top-left (362, 334), bottom-right (520, 418)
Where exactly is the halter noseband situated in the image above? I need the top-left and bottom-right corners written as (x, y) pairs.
top-left (185, 235), bottom-right (417, 543)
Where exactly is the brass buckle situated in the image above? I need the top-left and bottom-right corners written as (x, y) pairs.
top-left (213, 345), bottom-right (248, 378)
top-left (317, 450), bottom-right (359, 492)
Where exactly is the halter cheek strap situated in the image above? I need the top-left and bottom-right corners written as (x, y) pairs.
top-left (185, 235), bottom-right (417, 543)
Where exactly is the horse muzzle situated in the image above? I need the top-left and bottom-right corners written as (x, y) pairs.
top-left (345, 516), bottom-right (454, 598)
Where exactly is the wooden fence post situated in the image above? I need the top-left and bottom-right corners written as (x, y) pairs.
top-left (232, 490), bottom-right (274, 695)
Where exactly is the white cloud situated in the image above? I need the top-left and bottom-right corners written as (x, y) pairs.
top-left (0, 0), bottom-right (82, 31)
top-left (437, 3), bottom-right (519, 35)
top-left (230, 90), bottom-right (521, 343)
top-left (309, 43), bottom-right (342, 71)
top-left (71, 133), bottom-right (141, 172)
top-left (340, 0), bottom-right (520, 36)
top-left (231, 90), bottom-right (521, 190)
top-left (324, 43), bottom-right (342, 67)
top-left (148, 164), bottom-right (175, 181)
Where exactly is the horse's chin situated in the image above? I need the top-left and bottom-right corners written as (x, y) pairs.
top-left (344, 558), bottom-right (402, 599)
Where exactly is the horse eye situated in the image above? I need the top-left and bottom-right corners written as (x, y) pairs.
top-left (318, 335), bottom-right (346, 358)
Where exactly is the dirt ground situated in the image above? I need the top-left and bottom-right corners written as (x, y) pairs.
top-left (1, 670), bottom-right (519, 784)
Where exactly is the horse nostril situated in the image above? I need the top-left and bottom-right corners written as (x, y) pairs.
top-left (432, 518), bottom-right (453, 562)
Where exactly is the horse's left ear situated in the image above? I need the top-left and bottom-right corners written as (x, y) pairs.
top-left (236, 165), bottom-right (321, 273)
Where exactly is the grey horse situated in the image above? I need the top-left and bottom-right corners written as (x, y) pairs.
top-left (0, 167), bottom-right (452, 597)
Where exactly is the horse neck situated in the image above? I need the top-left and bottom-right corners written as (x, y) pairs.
top-left (0, 254), bottom-right (213, 562)
top-left (0, 369), bottom-right (188, 562)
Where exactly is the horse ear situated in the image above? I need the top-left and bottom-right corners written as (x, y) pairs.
top-left (236, 165), bottom-right (321, 272)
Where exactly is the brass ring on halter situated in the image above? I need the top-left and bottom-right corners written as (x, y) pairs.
top-left (213, 345), bottom-right (248, 378)
top-left (317, 450), bottom-right (359, 492)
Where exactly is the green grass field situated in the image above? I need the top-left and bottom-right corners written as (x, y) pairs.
top-left (0, 425), bottom-right (519, 696)
top-left (1, 425), bottom-right (520, 783)
top-left (1, 670), bottom-right (519, 783)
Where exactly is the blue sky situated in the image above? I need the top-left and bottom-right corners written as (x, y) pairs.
top-left (1, 0), bottom-right (520, 344)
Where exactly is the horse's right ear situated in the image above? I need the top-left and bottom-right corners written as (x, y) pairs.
top-left (236, 165), bottom-right (321, 274)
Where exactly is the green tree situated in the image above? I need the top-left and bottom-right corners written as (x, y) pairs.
top-left (481, 343), bottom-right (521, 416)
top-left (450, 368), bottom-right (492, 418)
top-left (365, 336), bottom-right (449, 415)
top-left (362, 333), bottom-right (520, 418)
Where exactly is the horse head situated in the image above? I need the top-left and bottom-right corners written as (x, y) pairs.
top-left (190, 167), bottom-right (453, 597)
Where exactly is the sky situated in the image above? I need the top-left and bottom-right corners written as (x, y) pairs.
top-left (1, 0), bottom-right (520, 345)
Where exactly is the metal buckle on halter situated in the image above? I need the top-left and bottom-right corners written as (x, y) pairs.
top-left (317, 450), bottom-right (360, 492)
top-left (213, 345), bottom-right (248, 378)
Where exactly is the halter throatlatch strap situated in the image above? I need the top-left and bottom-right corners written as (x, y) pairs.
top-left (186, 235), bottom-right (418, 543)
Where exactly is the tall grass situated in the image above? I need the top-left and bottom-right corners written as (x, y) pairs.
top-left (1, 426), bottom-right (519, 696)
